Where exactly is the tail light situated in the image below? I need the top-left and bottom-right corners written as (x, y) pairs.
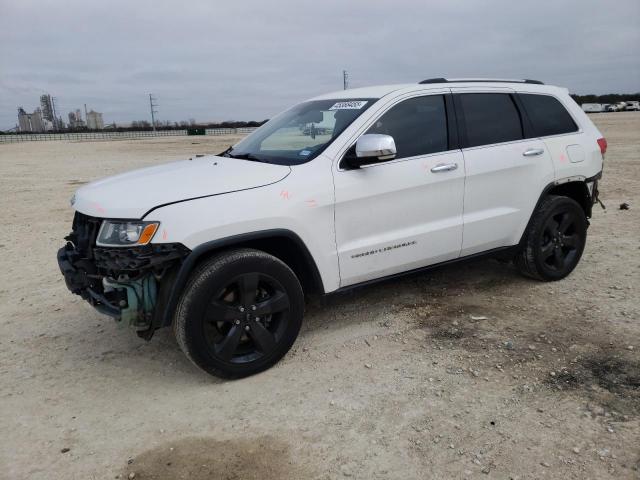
top-left (597, 137), bottom-right (607, 156)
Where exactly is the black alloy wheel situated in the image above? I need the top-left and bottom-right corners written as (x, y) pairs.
top-left (174, 249), bottom-right (304, 378)
top-left (539, 210), bottom-right (582, 272)
top-left (203, 272), bottom-right (291, 364)
top-left (516, 195), bottom-right (588, 281)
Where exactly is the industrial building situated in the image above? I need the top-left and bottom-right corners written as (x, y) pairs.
top-left (40, 94), bottom-right (55, 122)
top-left (16, 92), bottom-right (107, 132)
top-left (86, 110), bottom-right (104, 130)
top-left (68, 109), bottom-right (86, 129)
top-left (17, 107), bottom-right (48, 132)
top-left (17, 93), bottom-right (62, 131)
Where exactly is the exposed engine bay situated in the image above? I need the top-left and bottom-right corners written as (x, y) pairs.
top-left (57, 212), bottom-right (189, 338)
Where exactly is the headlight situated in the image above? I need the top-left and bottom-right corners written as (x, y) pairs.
top-left (96, 220), bottom-right (159, 247)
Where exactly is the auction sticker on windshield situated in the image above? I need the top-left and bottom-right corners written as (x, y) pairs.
top-left (329, 101), bottom-right (368, 110)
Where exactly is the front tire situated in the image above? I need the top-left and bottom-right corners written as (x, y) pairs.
top-left (516, 195), bottom-right (588, 281)
top-left (174, 249), bottom-right (304, 378)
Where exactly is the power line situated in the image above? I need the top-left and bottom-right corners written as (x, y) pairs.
top-left (149, 93), bottom-right (159, 131)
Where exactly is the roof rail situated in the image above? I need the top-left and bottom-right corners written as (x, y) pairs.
top-left (419, 78), bottom-right (544, 85)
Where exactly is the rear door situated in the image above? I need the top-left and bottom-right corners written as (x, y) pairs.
top-left (516, 92), bottom-right (583, 180)
top-left (451, 90), bottom-right (555, 256)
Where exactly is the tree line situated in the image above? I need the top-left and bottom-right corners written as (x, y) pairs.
top-left (570, 93), bottom-right (640, 104)
top-left (1, 119), bottom-right (269, 135)
top-left (125, 119), bottom-right (268, 131)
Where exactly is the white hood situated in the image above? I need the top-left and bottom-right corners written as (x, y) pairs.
top-left (72, 155), bottom-right (291, 219)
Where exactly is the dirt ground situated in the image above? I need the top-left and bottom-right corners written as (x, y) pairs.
top-left (1, 113), bottom-right (638, 480)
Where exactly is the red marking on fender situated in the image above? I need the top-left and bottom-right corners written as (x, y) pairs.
top-left (162, 229), bottom-right (168, 240)
top-left (559, 154), bottom-right (568, 163)
top-left (280, 190), bottom-right (291, 200)
top-left (91, 202), bottom-right (106, 214)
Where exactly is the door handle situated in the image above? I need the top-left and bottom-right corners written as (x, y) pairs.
top-left (430, 163), bottom-right (458, 173)
top-left (522, 148), bottom-right (544, 157)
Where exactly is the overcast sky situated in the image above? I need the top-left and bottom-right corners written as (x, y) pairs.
top-left (1, 0), bottom-right (639, 129)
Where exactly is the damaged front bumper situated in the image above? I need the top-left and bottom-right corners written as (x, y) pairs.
top-left (57, 212), bottom-right (189, 336)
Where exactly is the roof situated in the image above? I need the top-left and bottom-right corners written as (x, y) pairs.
top-left (419, 77), bottom-right (544, 85)
top-left (310, 78), bottom-right (559, 102)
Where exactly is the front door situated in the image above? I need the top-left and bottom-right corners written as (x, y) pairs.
top-left (333, 94), bottom-right (465, 287)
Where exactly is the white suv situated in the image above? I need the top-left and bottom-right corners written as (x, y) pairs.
top-left (58, 78), bottom-right (606, 378)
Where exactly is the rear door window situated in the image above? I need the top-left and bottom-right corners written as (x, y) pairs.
top-left (366, 95), bottom-right (448, 159)
top-left (518, 93), bottom-right (578, 137)
top-left (458, 93), bottom-right (523, 148)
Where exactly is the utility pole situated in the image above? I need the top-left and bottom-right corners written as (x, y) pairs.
top-left (149, 94), bottom-right (158, 132)
top-left (84, 103), bottom-right (88, 123)
top-left (343, 70), bottom-right (349, 90)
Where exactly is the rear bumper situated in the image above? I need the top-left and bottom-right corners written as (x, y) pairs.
top-left (586, 171), bottom-right (603, 211)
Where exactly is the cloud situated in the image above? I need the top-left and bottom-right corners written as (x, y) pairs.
top-left (1, 0), bottom-right (639, 129)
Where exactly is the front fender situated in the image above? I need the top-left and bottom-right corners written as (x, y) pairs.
top-left (156, 229), bottom-right (324, 328)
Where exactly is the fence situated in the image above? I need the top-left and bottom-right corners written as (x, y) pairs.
top-left (0, 127), bottom-right (258, 143)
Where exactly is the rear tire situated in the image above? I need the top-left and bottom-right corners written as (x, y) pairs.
top-left (174, 248), bottom-right (304, 378)
top-left (515, 195), bottom-right (588, 281)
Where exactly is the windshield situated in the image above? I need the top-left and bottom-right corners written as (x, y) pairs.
top-left (223, 98), bottom-right (376, 165)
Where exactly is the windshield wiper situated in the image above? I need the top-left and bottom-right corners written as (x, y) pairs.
top-left (226, 152), bottom-right (268, 163)
top-left (220, 146), bottom-right (269, 163)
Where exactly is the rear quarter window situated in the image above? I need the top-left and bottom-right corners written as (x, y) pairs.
top-left (519, 93), bottom-right (578, 137)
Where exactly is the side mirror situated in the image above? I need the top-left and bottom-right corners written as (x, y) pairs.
top-left (345, 134), bottom-right (397, 169)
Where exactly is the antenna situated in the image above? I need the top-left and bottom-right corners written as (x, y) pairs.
top-left (149, 93), bottom-right (159, 132)
top-left (343, 70), bottom-right (349, 90)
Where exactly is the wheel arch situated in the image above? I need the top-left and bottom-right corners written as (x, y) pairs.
top-left (519, 178), bottom-right (594, 246)
top-left (157, 229), bottom-right (324, 328)
top-left (546, 181), bottom-right (592, 218)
